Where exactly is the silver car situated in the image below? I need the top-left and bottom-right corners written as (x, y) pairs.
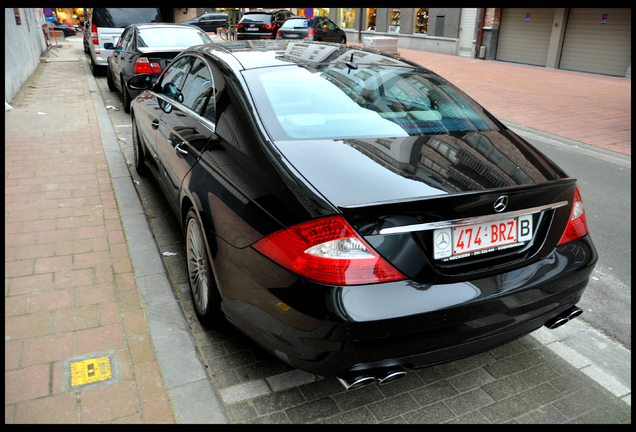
top-left (84, 8), bottom-right (162, 76)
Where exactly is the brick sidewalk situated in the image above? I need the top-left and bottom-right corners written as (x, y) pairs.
top-left (5, 44), bottom-right (175, 423)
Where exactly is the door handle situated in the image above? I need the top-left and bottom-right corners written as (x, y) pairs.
top-left (151, 119), bottom-right (159, 129)
top-left (175, 142), bottom-right (188, 157)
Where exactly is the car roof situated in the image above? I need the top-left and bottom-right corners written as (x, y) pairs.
top-left (133, 23), bottom-right (204, 30)
top-left (191, 40), bottom-right (425, 72)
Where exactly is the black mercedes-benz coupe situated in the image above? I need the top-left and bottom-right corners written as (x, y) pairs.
top-left (127, 40), bottom-right (597, 390)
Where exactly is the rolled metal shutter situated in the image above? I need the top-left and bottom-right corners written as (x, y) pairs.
top-left (559, 8), bottom-right (631, 77)
top-left (496, 8), bottom-right (555, 66)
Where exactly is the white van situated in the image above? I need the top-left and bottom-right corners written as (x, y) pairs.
top-left (84, 8), bottom-right (162, 76)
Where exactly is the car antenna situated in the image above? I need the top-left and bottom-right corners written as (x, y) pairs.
top-left (345, 53), bottom-right (358, 73)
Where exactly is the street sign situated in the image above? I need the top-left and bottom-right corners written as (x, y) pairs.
top-left (45, 15), bottom-right (55, 22)
top-left (304, 8), bottom-right (314, 19)
top-left (43, 8), bottom-right (53, 16)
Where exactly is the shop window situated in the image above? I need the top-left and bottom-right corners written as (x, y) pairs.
top-left (388, 8), bottom-right (400, 33)
top-left (366, 8), bottom-right (377, 31)
top-left (337, 8), bottom-right (356, 30)
top-left (414, 8), bottom-right (428, 34)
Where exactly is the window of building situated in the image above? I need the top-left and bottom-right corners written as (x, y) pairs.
top-left (388, 8), bottom-right (400, 33)
top-left (337, 8), bottom-right (356, 30)
top-left (414, 8), bottom-right (428, 34)
top-left (366, 8), bottom-right (377, 31)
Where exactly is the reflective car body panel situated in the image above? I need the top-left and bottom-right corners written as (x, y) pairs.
top-left (181, 13), bottom-right (228, 33)
top-left (129, 41), bottom-right (597, 379)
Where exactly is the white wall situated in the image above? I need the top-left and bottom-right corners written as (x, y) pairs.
top-left (5, 8), bottom-right (48, 104)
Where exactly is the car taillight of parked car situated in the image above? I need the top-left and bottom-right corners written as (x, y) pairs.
top-left (253, 215), bottom-right (406, 286)
top-left (308, 29), bottom-right (317, 37)
top-left (262, 23), bottom-right (276, 30)
top-left (133, 58), bottom-right (161, 74)
top-left (557, 186), bottom-right (589, 245)
top-left (91, 23), bottom-right (98, 44)
top-left (237, 24), bottom-right (244, 31)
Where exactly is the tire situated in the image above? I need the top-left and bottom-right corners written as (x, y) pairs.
top-left (340, 36), bottom-right (347, 44)
top-left (90, 55), bottom-right (102, 76)
top-left (185, 208), bottom-right (221, 326)
top-left (106, 65), bottom-right (117, 91)
top-left (121, 75), bottom-right (131, 113)
top-left (131, 116), bottom-right (150, 177)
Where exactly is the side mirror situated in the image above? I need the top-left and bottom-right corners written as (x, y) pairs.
top-left (128, 74), bottom-right (154, 91)
top-left (103, 42), bottom-right (114, 50)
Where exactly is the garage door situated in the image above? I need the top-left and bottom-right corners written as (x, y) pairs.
top-left (559, 8), bottom-right (631, 77)
top-left (496, 8), bottom-right (555, 66)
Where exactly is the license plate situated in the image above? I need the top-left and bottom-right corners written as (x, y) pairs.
top-left (287, 33), bottom-right (300, 38)
top-left (433, 215), bottom-right (533, 260)
top-left (247, 27), bottom-right (259, 31)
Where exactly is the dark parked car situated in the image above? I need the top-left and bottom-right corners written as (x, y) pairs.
top-left (50, 20), bottom-right (77, 37)
top-left (236, 9), bottom-right (293, 40)
top-left (180, 12), bottom-right (228, 33)
top-left (127, 40), bottom-right (597, 390)
top-left (277, 16), bottom-right (346, 43)
top-left (105, 23), bottom-right (211, 113)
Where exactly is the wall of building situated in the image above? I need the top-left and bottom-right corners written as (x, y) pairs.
top-left (5, 8), bottom-right (48, 104)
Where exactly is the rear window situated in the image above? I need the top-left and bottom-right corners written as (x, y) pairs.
top-left (92, 8), bottom-right (161, 28)
top-left (240, 13), bottom-right (273, 24)
top-left (243, 64), bottom-right (499, 141)
top-left (137, 28), bottom-right (211, 48)
top-left (281, 18), bottom-right (310, 29)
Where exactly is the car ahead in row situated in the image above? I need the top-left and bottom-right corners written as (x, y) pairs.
top-left (180, 12), bottom-right (228, 33)
top-left (236, 9), bottom-right (293, 40)
top-left (277, 16), bottom-right (346, 43)
top-left (105, 23), bottom-right (211, 113)
top-left (50, 20), bottom-right (77, 37)
top-left (126, 40), bottom-right (597, 390)
top-left (84, 7), bottom-right (162, 76)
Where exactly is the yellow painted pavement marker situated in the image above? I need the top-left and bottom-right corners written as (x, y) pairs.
top-left (70, 357), bottom-right (112, 387)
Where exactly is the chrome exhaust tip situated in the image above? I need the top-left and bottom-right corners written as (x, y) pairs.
top-left (378, 369), bottom-right (407, 385)
top-left (337, 373), bottom-right (376, 391)
top-left (545, 305), bottom-right (583, 330)
top-left (545, 316), bottom-right (570, 330)
top-left (567, 306), bottom-right (583, 321)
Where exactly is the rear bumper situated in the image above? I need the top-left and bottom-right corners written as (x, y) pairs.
top-left (236, 33), bottom-right (276, 40)
top-left (220, 235), bottom-right (597, 378)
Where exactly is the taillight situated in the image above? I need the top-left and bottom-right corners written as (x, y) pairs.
top-left (253, 216), bottom-right (406, 286)
top-left (277, 29), bottom-right (282, 37)
top-left (308, 29), bottom-right (317, 36)
top-left (558, 186), bottom-right (589, 245)
top-left (237, 24), bottom-right (244, 31)
top-left (133, 58), bottom-right (161, 74)
top-left (263, 23), bottom-right (276, 30)
top-left (91, 23), bottom-right (98, 44)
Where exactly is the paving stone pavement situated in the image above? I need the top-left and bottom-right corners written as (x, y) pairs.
top-left (5, 36), bottom-right (631, 424)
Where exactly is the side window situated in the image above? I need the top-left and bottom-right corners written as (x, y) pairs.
top-left (116, 28), bottom-right (131, 50)
top-left (325, 19), bottom-right (337, 30)
top-left (180, 58), bottom-right (215, 118)
top-left (160, 56), bottom-right (194, 102)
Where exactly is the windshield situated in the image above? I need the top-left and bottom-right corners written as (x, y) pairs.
top-left (137, 28), bottom-right (211, 48)
top-left (243, 64), bottom-right (499, 141)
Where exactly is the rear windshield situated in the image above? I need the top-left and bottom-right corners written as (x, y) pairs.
top-left (281, 18), bottom-right (310, 29)
top-left (243, 64), bottom-right (499, 141)
top-left (240, 13), bottom-right (273, 23)
top-left (93, 8), bottom-right (161, 28)
top-left (137, 28), bottom-right (211, 48)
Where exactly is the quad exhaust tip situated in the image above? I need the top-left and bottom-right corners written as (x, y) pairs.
top-left (337, 367), bottom-right (407, 390)
top-left (545, 305), bottom-right (583, 330)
